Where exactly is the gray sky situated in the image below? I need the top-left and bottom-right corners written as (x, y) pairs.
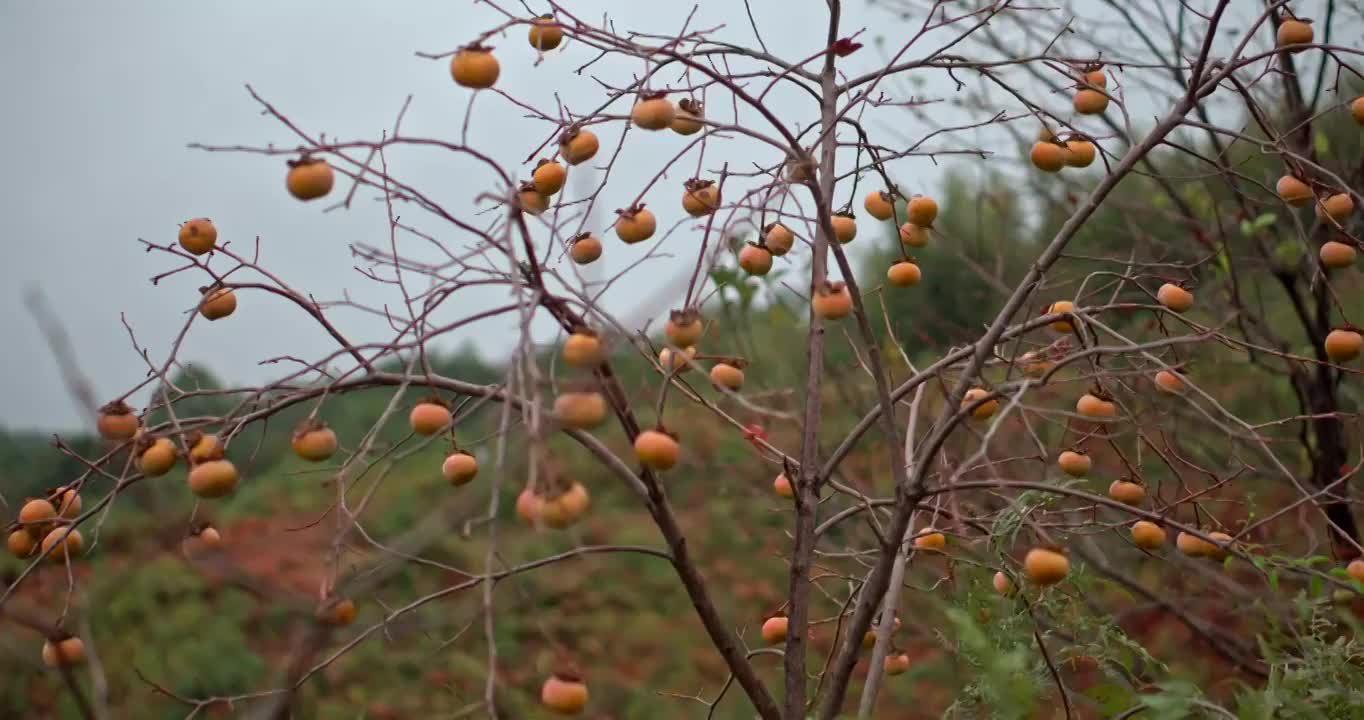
top-left (0, 1), bottom-right (1308, 431)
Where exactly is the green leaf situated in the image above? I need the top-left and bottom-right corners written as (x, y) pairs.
top-left (1314, 131), bottom-right (1330, 156)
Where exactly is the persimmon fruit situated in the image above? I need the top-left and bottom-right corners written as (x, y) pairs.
top-left (199, 286), bottom-right (236, 321)
top-left (450, 45), bottom-right (500, 88)
top-left (410, 398), bottom-right (452, 435)
top-left (812, 281), bottom-right (853, 320)
top-left (533, 159), bottom-right (567, 195)
top-left (442, 451), bottom-right (479, 486)
top-left (615, 205), bottom-right (657, 244)
top-left (178, 218), bottom-right (217, 255)
top-left (97, 400), bottom-right (140, 441)
top-left (528, 15), bottom-right (563, 51)
top-left (286, 157), bottom-right (334, 201)
top-left (292, 421), bottom-right (337, 462)
top-left (631, 92), bottom-right (675, 130)
top-left (634, 429), bottom-right (679, 470)
top-left (1024, 547), bottom-right (1069, 585)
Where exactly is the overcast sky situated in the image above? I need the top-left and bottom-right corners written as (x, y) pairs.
top-left (0, 1), bottom-right (1321, 431)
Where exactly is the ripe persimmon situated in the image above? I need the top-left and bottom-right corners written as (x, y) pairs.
top-left (681, 179), bottom-right (720, 217)
top-left (1353, 97), bottom-right (1364, 125)
top-left (1065, 139), bottom-right (1096, 168)
top-left (1206, 531), bottom-right (1234, 562)
top-left (559, 127), bottom-right (599, 165)
top-left (913, 528), bottom-right (946, 550)
top-left (1030, 142), bottom-right (1067, 172)
top-left (518, 182), bottom-right (549, 216)
top-left (1176, 531), bottom-right (1215, 557)
top-left (830, 212), bottom-right (857, 243)
top-left (1073, 89), bottom-right (1109, 114)
top-left (450, 45), bottom-right (499, 88)
top-left (53, 488), bottom-right (80, 519)
top-left (558, 482), bottom-right (592, 521)
top-left (898, 222), bottom-right (929, 247)
top-left (739, 244), bottom-right (773, 276)
top-left (42, 637), bottom-right (85, 667)
top-left (19, 498), bottom-right (56, 529)
top-left (178, 218), bottom-right (218, 255)
top-left (1083, 69), bottom-right (1106, 88)
top-left (442, 451), bottom-right (478, 486)
top-left (1277, 18), bottom-right (1313, 47)
top-left (554, 390), bottom-right (607, 429)
top-left (1076, 391), bottom-right (1117, 419)
top-left (1319, 240), bottom-right (1357, 269)
top-left (286, 157), bottom-right (334, 201)
top-left (1154, 369), bottom-right (1185, 394)
top-left (1316, 192), bottom-right (1354, 222)
top-left (884, 653), bottom-right (911, 676)
top-left (1046, 300), bottom-right (1076, 332)
top-left (1023, 547), bottom-right (1069, 585)
top-left (671, 98), bottom-right (704, 135)
top-left (812, 281), bottom-right (853, 320)
top-left (569, 233), bottom-right (602, 265)
top-left (410, 397), bottom-right (452, 435)
top-left (7, 529), bottom-right (35, 558)
top-left (1157, 283), bottom-right (1193, 312)
top-left (137, 436), bottom-right (178, 476)
top-left (962, 387), bottom-right (998, 420)
top-left (291, 420), bottom-right (338, 462)
top-left (886, 260), bottom-right (921, 287)
top-left (516, 487), bottom-right (545, 524)
top-left (318, 597), bottom-right (357, 626)
top-left (710, 361), bottom-right (745, 391)
top-left (993, 571), bottom-right (1014, 595)
top-left (1057, 450), bottom-right (1091, 478)
top-left (1325, 328), bottom-right (1362, 362)
top-left (532, 159), bottom-right (567, 195)
top-left (761, 615), bottom-right (788, 644)
top-left (665, 310), bottom-right (704, 347)
top-left (864, 191), bottom-right (895, 221)
top-left (907, 195), bottom-right (938, 226)
top-left (763, 222), bottom-right (795, 256)
top-left (635, 429), bottom-right (679, 470)
top-left (183, 524), bottom-right (223, 553)
top-left (528, 15), bottom-right (563, 51)
top-left (1108, 479), bottom-right (1145, 506)
top-left (541, 671), bottom-right (589, 714)
top-left (773, 473), bottom-right (793, 498)
top-left (198, 525), bottom-right (223, 548)
top-left (659, 346), bottom-right (696, 373)
top-left (631, 91), bottom-right (675, 130)
top-left (542, 482), bottom-right (591, 528)
top-left (40, 527), bottom-right (83, 562)
top-left (188, 459), bottom-right (238, 498)
top-left (562, 329), bottom-right (604, 367)
top-left (187, 432), bottom-right (222, 463)
top-left (615, 205), bottom-right (656, 244)
top-left (1276, 175), bottom-right (1312, 206)
top-left (1131, 521), bottom-right (1166, 550)
top-left (96, 400), bottom-right (139, 441)
top-left (199, 285), bottom-right (237, 321)
top-left (1347, 558), bottom-right (1364, 582)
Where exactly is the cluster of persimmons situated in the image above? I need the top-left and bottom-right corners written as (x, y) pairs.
top-left (9, 8), bottom-right (1364, 715)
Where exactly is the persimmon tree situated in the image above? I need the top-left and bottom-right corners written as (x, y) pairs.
top-left (4, 0), bottom-right (1364, 718)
